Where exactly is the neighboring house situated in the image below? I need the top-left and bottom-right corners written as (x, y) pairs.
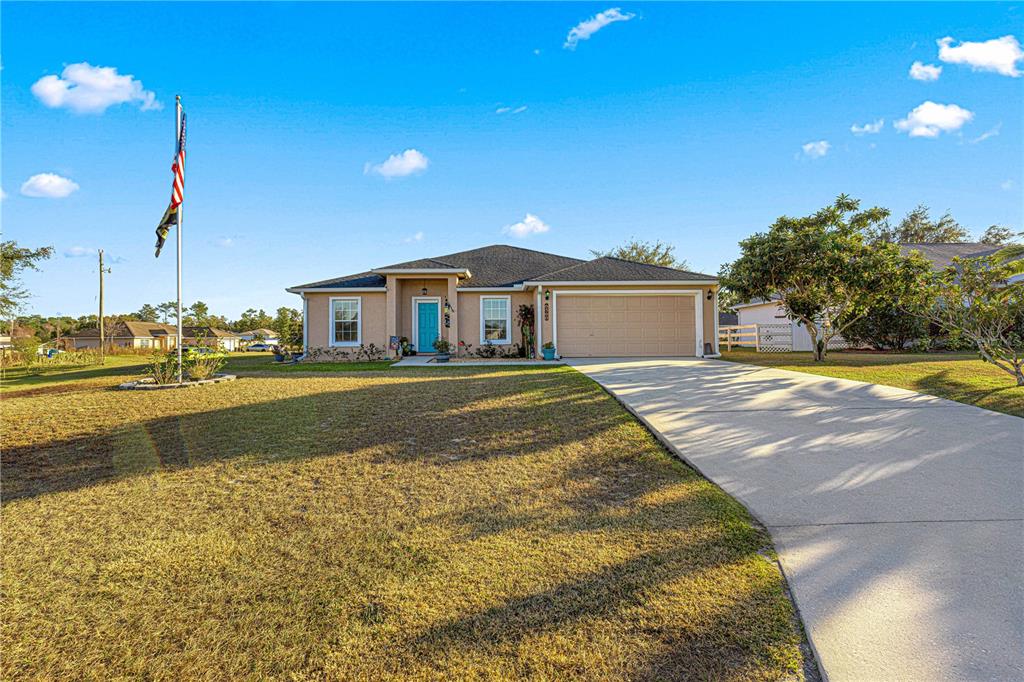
top-left (731, 297), bottom-right (827, 352)
top-left (238, 328), bottom-right (280, 345)
top-left (69, 321), bottom-right (179, 350)
top-left (183, 326), bottom-right (241, 351)
top-left (899, 242), bottom-right (1024, 284)
top-left (287, 244), bottom-right (720, 358)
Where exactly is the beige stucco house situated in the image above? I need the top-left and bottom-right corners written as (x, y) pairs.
top-left (287, 245), bottom-right (720, 358)
top-left (69, 322), bottom-right (240, 351)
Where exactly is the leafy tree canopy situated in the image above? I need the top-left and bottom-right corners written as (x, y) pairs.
top-left (590, 239), bottom-right (689, 270)
top-left (866, 204), bottom-right (970, 244)
top-left (1, 241), bottom-right (54, 319)
top-left (979, 225), bottom-right (1019, 246)
top-left (719, 194), bottom-right (931, 360)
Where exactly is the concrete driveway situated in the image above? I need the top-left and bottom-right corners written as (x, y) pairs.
top-left (568, 358), bottom-right (1023, 682)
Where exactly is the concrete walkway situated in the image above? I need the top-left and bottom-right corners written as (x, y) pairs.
top-left (568, 358), bottom-right (1023, 682)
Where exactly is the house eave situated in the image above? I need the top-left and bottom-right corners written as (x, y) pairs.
top-left (523, 279), bottom-right (718, 286)
top-left (286, 287), bottom-right (388, 294)
top-left (370, 268), bottom-right (471, 277)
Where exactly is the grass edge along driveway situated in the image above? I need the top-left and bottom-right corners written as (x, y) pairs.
top-left (719, 349), bottom-right (1023, 418)
top-left (2, 364), bottom-right (815, 680)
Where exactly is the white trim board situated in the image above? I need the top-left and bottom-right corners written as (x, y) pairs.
top-left (523, 279), bottom-right (716, 286)
top-left (552, 289), bottom-right (704, 358)
top-left (286, 287), bottom-right (387, 294)
top-left (411, 296), bottom-right (442, 353)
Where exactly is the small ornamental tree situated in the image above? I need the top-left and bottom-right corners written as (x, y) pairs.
top-left (719, 195), bottom-right (931, 361)
top-left (912, 246), bottom-right (1024, 386)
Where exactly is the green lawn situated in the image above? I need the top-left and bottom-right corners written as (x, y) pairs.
top-left (720, 349), bottom-right (1024, 417)
top-left (2, 362), bottom-right (811, 680)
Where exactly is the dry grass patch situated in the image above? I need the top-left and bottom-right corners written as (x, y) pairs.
top-left (3, 365), bottom-right (810, 680)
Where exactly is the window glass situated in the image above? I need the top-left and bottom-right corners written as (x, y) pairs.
top-left (333, 299), bottom-right (359, 344)
top-left (482, 298), bottom-right (509, 342)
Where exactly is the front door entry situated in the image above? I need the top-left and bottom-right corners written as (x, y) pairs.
top-left (416, 300), bottom-right (440, 353)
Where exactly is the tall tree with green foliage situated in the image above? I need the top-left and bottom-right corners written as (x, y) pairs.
top-left (156, 301), bottom-right (177, 323)
top-left (134, 304), bottom-right (160, 322)
top-left (720, 195), bottom-right (931, 361)
top-left (273, 307), bottom-right (303, 347)
top-left (866, 204), bottom-right (969, 244)
top-left (979, 225), bottom-right (1018, 246)
top-left (590, 239), bottom-right (689, 270)
top-left (911, 246), bottom-right (1024, 385)
top-left (1, 241), bottom-right (54, 320)
top-left (233, 308), bottom-right (275, 332)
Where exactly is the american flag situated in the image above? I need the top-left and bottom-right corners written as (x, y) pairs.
top-left (154, 112), bottom-right (187, 257)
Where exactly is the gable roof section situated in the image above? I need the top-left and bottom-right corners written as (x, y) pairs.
top-left (528, 256), bottom-right (717, 283)
top-left (288, 245), bottom-right (586, 290)
top-left (71, 321), bottom-right (179, 339)
top-left (899, 243), bottom-right (1001, 270)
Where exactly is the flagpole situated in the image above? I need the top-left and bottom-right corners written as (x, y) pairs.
top-left (175, 95), bottom-right (184, 383)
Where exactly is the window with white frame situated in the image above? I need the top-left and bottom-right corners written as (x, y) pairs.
top-left (331, 298), bottom-right (361, 346)
top-left (480, 296), bottom-right (511, 344)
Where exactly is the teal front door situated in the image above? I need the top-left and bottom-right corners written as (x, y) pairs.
top-left (416, 301), bottom-right (439, 353)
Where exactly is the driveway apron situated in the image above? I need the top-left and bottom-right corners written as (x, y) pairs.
top-left (568, 358), bottom-right (1023, 682)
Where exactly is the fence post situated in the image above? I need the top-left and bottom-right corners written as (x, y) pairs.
top-left (754, 324), bottom-right (760, 352)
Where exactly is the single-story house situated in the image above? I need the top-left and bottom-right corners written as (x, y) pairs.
top-left (730, 297), bottom-right (828, 352)
top-left (899, 242), bottom-right (1023, 283)
top-left (238, 328), bottom-right (280, 345)
top-left (287, 244), bottom-right (720, 358)
top-left (183, 326), bottom-right (241, 351)
top-left (69, 321), bottom-right (179, 350)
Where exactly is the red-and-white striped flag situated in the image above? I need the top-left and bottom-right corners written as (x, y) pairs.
top-left (154, 112), bottom-right (187, 257)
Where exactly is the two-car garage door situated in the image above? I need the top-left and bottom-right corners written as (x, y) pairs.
top-left (555, 294), bottom-right (697, 357)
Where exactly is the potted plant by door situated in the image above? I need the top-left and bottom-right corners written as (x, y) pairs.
top-left (433, 338), bottom-right (452, 363)
top-left (542, 341), bottom-right (556, 361)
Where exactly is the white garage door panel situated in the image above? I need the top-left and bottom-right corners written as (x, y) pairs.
top-left (556, 295), bottom-right (696, 357)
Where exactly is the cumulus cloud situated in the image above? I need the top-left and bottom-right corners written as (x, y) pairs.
top-left (364, 149), bottom-right (430, 178)
top-left (20, 173), bottom-right (80, 198)
top-left (909, 61), bottom-right (942, 81)
top-left (502, 213), bottom-right (550, 238)
top-left (801, 140), bottom-right (830, 158)
top-left (64, 246), bottom-right (95, 258)
top-left (1001, 179), bottom-right (1015, 191)
top-left (938, 35), bottom-right (1023, 77)
top-left (31, 62), bottom-right (161, 114)
top-left (0, 187), bottom-right (6, 201)
top-left (564, 8), bottom-right (635, 50)
top-left (403, 231), bottom-right (424, 243)
top-left (213, 237), bottom-right (236, 248)
top-left (894, 101), bottom-right (974, 138)
top-left (851, 119), bottom-right (884, 135)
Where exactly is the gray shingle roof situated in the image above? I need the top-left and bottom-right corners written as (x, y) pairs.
top-left (290, 245), bottom-right (587, 290)
top-left (899, 243), bottom-right (1001, 270)
top-left (529, 256), bottom-right (717, 282)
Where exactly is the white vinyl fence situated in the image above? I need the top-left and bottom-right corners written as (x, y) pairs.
top-left (719, 323), bottom-right (848, 353)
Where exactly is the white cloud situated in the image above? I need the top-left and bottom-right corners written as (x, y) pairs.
top-left (20, 173), bottom-right (80, 198)
top-left (213, 237), bottom-right (235, 248)
top-left (495, 106), bottom-right (511, 114)
top-left (1001, 179), bottom-right (1015, 191)
top-left (31, 62), bottom-right (161, 114)
top-left (533, 49), bottom-right (542, 56)
top-left (0, 187), bottom-right (6, 201)
top-left (801, 140), bottom-right (830, 158)
top-left (938, 35), bottom-right (1023, 77)
top-left (496, 105), bottom-right (528, 115)
top-left (909, 61), bottom-right (942, 81)
top-left (970, 123), bottom-right (1001, 144)
top-left (564, 8), bottom-right (635, 50)
top-left (894, 101), bottom-right (974, 138)
top-left (364, 149), bottom-right (430, 178)
top-left (851, 119), bottom-right (884, 135)
top-left (403, 231), bottom-right (424, 244)
top-left (502, 213), bottom-right (550, 238)
top-left (512, 105), bottom-right (528, 114)
top-left (64, 246), bottom-right (96, 258)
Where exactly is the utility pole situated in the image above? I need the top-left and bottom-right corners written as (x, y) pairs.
top-left (98, 250), bottom-right (111, 362)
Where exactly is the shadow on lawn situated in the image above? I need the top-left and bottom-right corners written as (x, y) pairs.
top-left (3, 370), bottom-right (622, 500)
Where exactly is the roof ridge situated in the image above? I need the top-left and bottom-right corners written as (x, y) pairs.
top-left (601, 255), bottom-right (713, 277)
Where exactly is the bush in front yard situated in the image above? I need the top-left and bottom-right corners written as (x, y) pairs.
top-left (841, 303), bottom-right (928, 351)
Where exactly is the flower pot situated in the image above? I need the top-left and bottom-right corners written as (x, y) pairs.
top-left (435, 353), bottom-right (450, 363)
top-left (542, 347), bottom-right (556, 361)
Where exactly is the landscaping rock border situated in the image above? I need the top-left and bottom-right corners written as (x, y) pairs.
top-left (117, 374), bottom-right (237, 390)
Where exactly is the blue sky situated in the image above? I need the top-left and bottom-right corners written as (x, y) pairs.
top-left (2, 2), bottom-right (1021, 318)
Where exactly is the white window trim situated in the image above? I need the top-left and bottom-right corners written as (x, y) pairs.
top-left (411, 296), bottom-right (442, 353)
top-left (551, 289), bottom-right (704, 358)
top-left (479, 295), bottom-right (512, 345)
top-left (329, 296), bottom-right (362, 347)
